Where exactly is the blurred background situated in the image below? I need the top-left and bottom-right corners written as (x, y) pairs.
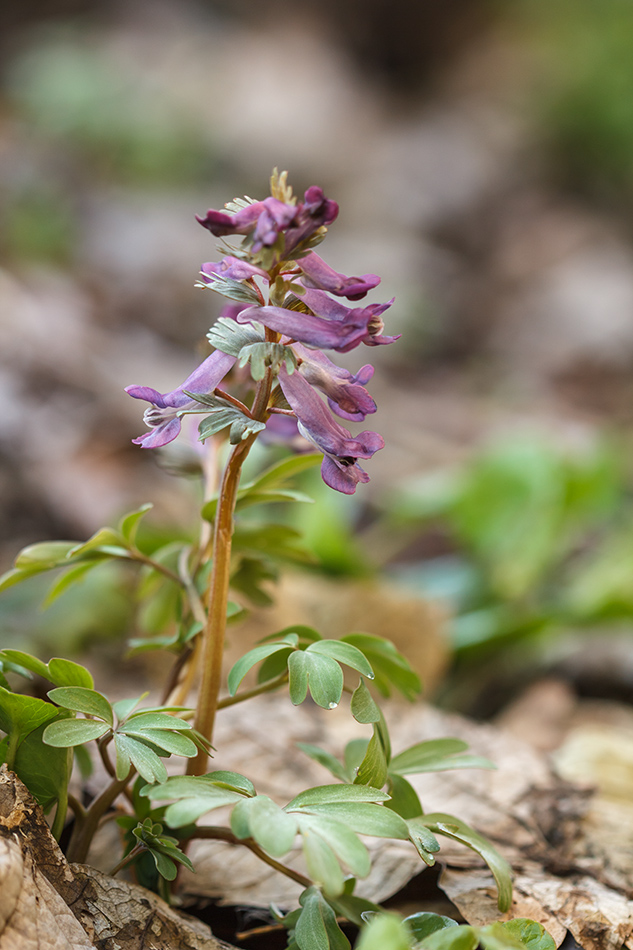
top-left (4, 0), bottom-right (633, 738)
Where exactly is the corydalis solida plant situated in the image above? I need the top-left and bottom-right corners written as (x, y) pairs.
top-left (0, 171), bottom-right (544, 950)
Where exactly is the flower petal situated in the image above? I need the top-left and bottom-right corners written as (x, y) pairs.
top-left (132, 417), bottom-right (183, 449)
top-left (201, 257), bottom-right (268, 281)
top-left (320, 455), bottom-right (370, 494)
top-left (297, 252), bottom-right (380, 300)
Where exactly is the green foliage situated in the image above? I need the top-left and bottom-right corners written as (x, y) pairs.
top-left (421, 814), bottom-right (513, 913)
top-left (7, 36), bottom-right (212, 187)
top-left (356, 912), bottom-right (555, 950)
top-left (40, 685), bottom-right (198, 784)
top-left (388, 437), bottom-right (633, 686)
top-left (509, 0), bottom-right (633, 206)
top-left (128, 818), bottom-right (195, 882)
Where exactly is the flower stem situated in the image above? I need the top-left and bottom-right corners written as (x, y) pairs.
top-left (187, 365), bottom-right (275, 774)
top-left (190, 826), bottom-right (311, 888)
top-left (66, 772), bottom-right (132, 864)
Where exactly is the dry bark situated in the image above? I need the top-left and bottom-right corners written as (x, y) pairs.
top-left (0, 765), bottom-right (235, 950)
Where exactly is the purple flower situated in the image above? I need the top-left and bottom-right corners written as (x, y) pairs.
top-left (125, 350), bottom-right (236, 448)
top-left (201, 257), bottom-right (268, 282)
top-left (292, 343), bottom-right (376, 421)
top-left (278, 365), bottom-right (384, 494)
top-left (196, 188), bottom-right (339, 259)
top-left (236, 291), bottom-right (398, 353)
top-left (297, 252), bottom-right (380, 300)
top-left (236, 304), bottom-right (374, 353)
top-left (301, 289), bottom-right (400, 348)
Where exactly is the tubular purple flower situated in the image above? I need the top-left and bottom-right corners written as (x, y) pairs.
top-left (236, 304), bottom-right (373, 353)
top-left (278, 365), bottom-right (384, 494)
top-left (292, 343), bottom-right (376, 421)
top-left (297, 252), bottom-right (381, 300)
top-left (201, 257), bottom-right (268, 282)
top-left (301, 289), bottom-right (401, 347)
top-left (125, 350), bottom-right (237, 448)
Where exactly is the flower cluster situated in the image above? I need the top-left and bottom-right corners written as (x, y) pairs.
top-left (126, 172), bottom-right (398, 493)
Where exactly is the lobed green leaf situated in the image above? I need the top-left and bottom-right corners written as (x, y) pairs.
top-left (390, 738), bottom-right (495, 776)
top-left (350, 679), bottom-right (380, 724)
top-left (295, 886), bottom-right (350, 950)
top-left (43, 718), bottom-right (110, 747)
top-left (295, 802), bottom-right (410, 840)
top-left (421, 813), bottom-right (512, 913)
top-left (287, 784), bottom-right (390, 809)
top-left (47, 687), bottom-right (113, 725)
top-left (228, 642), bottom-right (294, 696)
top-left (230, 795), bottom-right (298, 857)
top-left (307, 641), bottom-right (374, 679)
top-left (288, 651), bottom-right (343, 709)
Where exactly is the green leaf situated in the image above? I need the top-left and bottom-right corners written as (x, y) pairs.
top-left (404, 912), bottom-right (459, 941)
top-left (122, 712), bottom-right (192, 731)
top-left (0, 651), bottom-right (50, 680)
top-left (385, 773), bottom-right (423, 819)
top-left (46, 659), bottom-right (94, 689)
top-left (302, 831), bottom-right (345, 897)
top-left (287, 785), bottom-right (390, 809)
top-left (14, 541), bottom-right (78, 569)
top-left (478, 923), bottom-right (525, 950)
top-left (47, 687), bottom-right (113, 725)
top-left (228, 642), bottom-right (294, 696)
top-left (114, 734), bottom-right (167, 784)
top-left (125, 729), bottom-right (197, 757)
top-left (341, 634), bottom-right (421, 700)
top-left (307, 641), bottom-right (374, 679)
top-left (202, 273), bottom-right (262, 304)
top-left (295, 886), bottom-right (350, 950)
top-left (354, 723), bottom-right (388, 789)
top-left (350, 679), bottom-right (380, 724)
top-left (142, 774), bottom-right (248, 825)
top-left (118, 504), bottom-right (153, 544)
top-left (112, 694), bottom-right (148, 722)
top-left (233, 523), bottom-right (313, 563)
top-left (298, 813), bottom-right (370, 878)
top-left (288, 651), bottom-right (344, 709)
top-left (204, 770), bottom-right (256, 796)
top-left (248, 453), bottom-right (322, 491)
top-left (206, 316), bottom-right (264, 355)
top-left (230, 795), bottom-right (298, 856)
top-left (295, 802), bottom-right (410, 840)
top-left (0, 688), bottom-right (59, 766)
top-left (43, 718), bottom-right (110, 747)
top-left (43, 562), bottom-right (100, 606)
top-left (67, 527), bottom-right (127, 559)
top-left (236, 488), bottom-right (315, 512)
top-left (151, 850), bottom-right (177, 881)
top-left (196, 401), bottom-right (266, 443)
top-left (296, 743), bottom-right (350, 784)
top-left (421, 814), bottom-right (512, 913)
top-left (356, 913), bottom-right (411, 950)
top-left (0, 567), bottom-right (42, 594)
top-left (500, 920), bottom-right (556, 950)
top-left (239, 341), bottom-right (297, 380)
top-left (406, 818), bottom-right (441, 866)
top-left (418, 927), bottom-right (478, 950)
top-left (390, 739), bottom-right (494, 776)
top-left (13, 718), bottom-right (72, 812)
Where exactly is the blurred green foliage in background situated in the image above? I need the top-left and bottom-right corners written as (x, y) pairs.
top-left (510, 0), bottom-right (633, 207)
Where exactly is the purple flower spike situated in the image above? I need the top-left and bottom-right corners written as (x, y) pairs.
top-left (292, 343), bottom-right (377, 421)
top-left (237, 305), bottom-right (373, 353)
top-left (126, 350), bottom-right (236, 448)
top-left (278, 366), bottom-right (384, 494)
top-left (297, 252), bottom-right (381, 300)
top-left (201, 257), bottom-right (268, 282)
